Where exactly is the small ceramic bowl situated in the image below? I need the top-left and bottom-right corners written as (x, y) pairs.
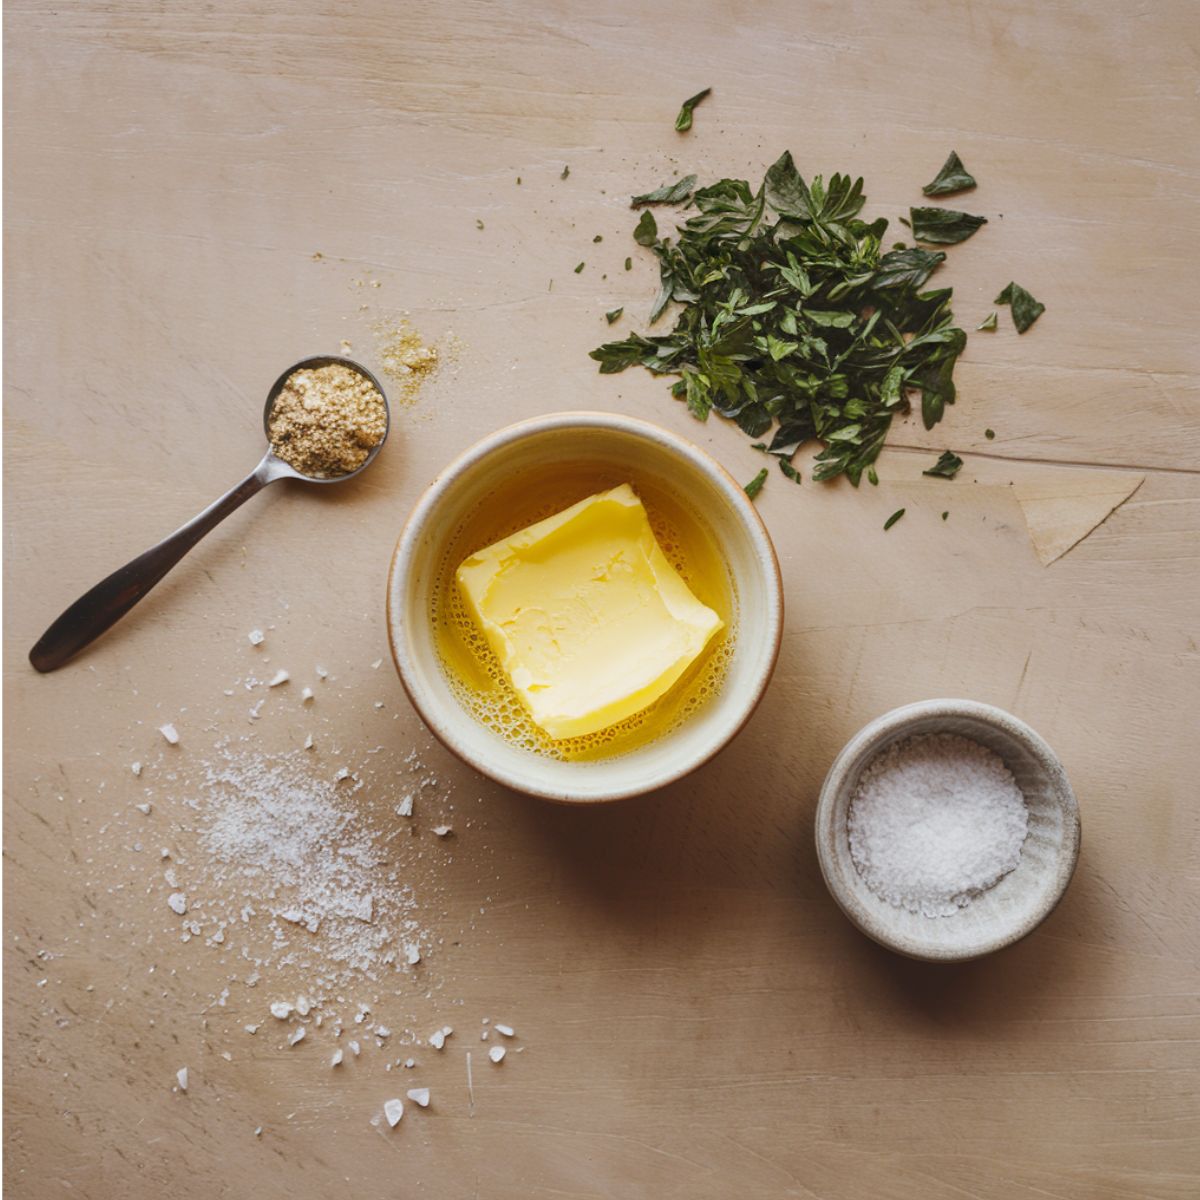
top-left (387, 412), bottom-right (784, 803)
top-left (815, 699), bottom-right (1080, 961)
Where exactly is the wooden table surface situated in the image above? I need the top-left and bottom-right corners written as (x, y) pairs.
top-left (5, 2), bottom-right (1199, 1197)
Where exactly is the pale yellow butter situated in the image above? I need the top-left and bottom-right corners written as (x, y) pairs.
top-left (456, 484), bottom-right (723, 739)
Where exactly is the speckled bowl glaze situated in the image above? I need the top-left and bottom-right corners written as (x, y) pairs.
top-left (387, 411), bottom-right (784, 804)
top-left (815, 699), bottom-right (1080, 961)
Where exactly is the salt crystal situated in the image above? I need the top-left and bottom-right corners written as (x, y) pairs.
top-left (244, 1024), bottom-right (259, 1035)
top-left (404, 1058), bottom-right (415, 1068)
top-left (334, 767), bottom-right (351, 782)
top-left (288, 1026), bottom-right (306, 1047)
top-left (131, 762), bottom-right (142, 777)
top-left (176, 1067), bottom-right (188, 1091)
top-left (406, 1087), bottom-right (430, 1107)
top-left (396, 794), bottom-right (413, 818)
top-left (159, 723), bottom-right (179, 745)
top-left (167, 893), bottom-right (187, 915)
top-left (331, 1049), bottom-right (343, 1067)
top-left (248, 629), bottom-right (265, 646)
top-left (301, 686), bottom-right (314, 703)
top-left (494, 1023), bottom-right (515, 1038)
top-left (383, 1098), bottom-right (404, 1128)
top-left (371, 659), bottom-right (382, 670)
top-left (404, 943), bottom-right (421, 966)
top-left (303, 733), bottom-right (314, 749)
top-left (488, 1045), bottom-right (506, 1064)
top-left (269, 669), bottom-right (290, 687)
top-left (270, 1001), bottom-right (293, 1019)
top-left (295, 996), bottom-right (311, 1017)
top-left (136, 802), bottom-right (152, 815)
top-left (432, 825), bottom-right (452, 838)
top-left (161, 848), bottom-right (170, 859)
top-left (428, 1029), bottom-right (448, 1050)
top-left (221, 1051), bottom-right (233, 1062)
top-left (164, 867), bottom-right (178, 887)
top-left (349, 1040), bottom-right (361, 1056)
top-left (315, 665), bottom-right (328, 679)
top-left (373, 701), bottom-right (384, 709)
top-left (254, 1126), bottom-right (263, 1137)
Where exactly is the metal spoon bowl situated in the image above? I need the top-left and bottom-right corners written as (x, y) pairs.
top-left (29, 356), bottom-right (390, 673)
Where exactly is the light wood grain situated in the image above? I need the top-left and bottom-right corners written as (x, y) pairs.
top-left (4, 2), bottom-right (1199, 1197)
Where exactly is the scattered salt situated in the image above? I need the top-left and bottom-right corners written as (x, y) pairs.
top-left (269, 669), bottom-right (290, 688)
top-left (349, 1040), bottom-right (361, 1056)
top-left (432, 825), bottom-right (452, 838)
top-left (397, 794), bottom-right (413, 818)
top-left (406, 1087), bottom-right (430, 1107)
top-left (167, 893), bottom-right (188, 915)
top-left (159, 723), bottom-right (180, 745)
top-left (295, 995), bottom-right (311, 1017)
top-left (331, 1049), bottom-right (343, 1067)
top-left (303, 733), bottom-right (314, 749)
top-left (269, 1001), bottom-right (293, 1019)
top-left (131, 762), bottom-right (142, 777)
top-left (371, 659), bottom-right (382, 670)
top-left (494, 1023), bottom-right (515, 1038)
top-left (404, 942), bottom-right (421, 966)
top-left (847, 732), bottom-right (1029, 918)
top-left (301, 687), bottom-right (314, 703)
top-left (288, 1026), bottom-right (306, 1047)
top-left (136, 802), bottom-right (152, 815)
top-left (176, 1067), bottom-right (189, 1091)
top-left (384, 1098), bottom-right (404, 1127)
top-left (488, 1046), bottom-right (506, 1064)
top-left (244, 1024), bottom-right (259, 1035)
top-left (248, 629), bottom-right (265, 646)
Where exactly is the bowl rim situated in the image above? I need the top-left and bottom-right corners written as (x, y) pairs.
top-left (386, 410), bottom-right (785, 803)
top-left (814, 698), bottom-right (1081, 961)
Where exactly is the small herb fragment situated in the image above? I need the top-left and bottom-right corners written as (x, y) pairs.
top-left (910, 206), bottom-right (988, 245)
top-left (977, 312), bottom-right (998, 331)
top-left (884, 508), bottom-right (906, 531)
top-left (985, 428), bottom-right (995, 440)
top-left (779, 459), bottom-right (802, 484)
top-left (942, 511), bottom-right (949, 520)
top-left (574, 262), bottom-right (585, 274)
top-left (475, 219), bottom-right (485, 230)
top-left (744, 467), bottom-right (769, 499)
top-left (923, 450), bottom-right (963, 479)
top-left (632, 210), bottom-right (657, 247)
top-left (605, 308), bottom-right (623, 324)
top-left (631, 176), bottom-right (697, 206)
top-left (674, 88), bottom-right (711, 133)
top-left (922, 151), bottom-right (976, 197)
top-left (561, 165), bottom-right (570, 180)
top-left (995, 282), bottom-right (1045, 332)
top-left (593, 235), bottom-right (603, 243)
top-left (624, 257), bottom-right (632, 271)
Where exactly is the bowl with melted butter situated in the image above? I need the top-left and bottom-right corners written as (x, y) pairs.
top-left (387, 412), bottom-right (783, 802)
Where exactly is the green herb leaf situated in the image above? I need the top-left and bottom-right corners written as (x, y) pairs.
top-left (922, 450), bottom-right (964, 478)
top-left (593, 235), bottom-right (603, 243)
top-left (977, 311), bottom-right (998, 331)
top-left (778, 459), bottom-right (802, 484)
top-left (605, 308), bottom-right (623, 324)
top-left (942, 511), bottom-right (949, 520)
top-left (884, 508), bottom-right (906, 531)
top-left (574, 262), bottom-right (585, 274)
top-left (674, 88), bottom-right (711, 132)
top-left (985, 428), bottom-right (995, 439)
top-left (592, 155), bottom-right (969, 488)
top-left (910, 206), bottom-right (987, 245)
top-left (995, 281), bottom-right (1045, 332)
top-left (633, 210), bottom-right (658, 246)
top-left (744, 467), bottom-right (769, 499)
top-left (631, 176), bottom-right (698, 206)
top-left (624, 257), bottom-right (633, 271)
top-left (922, 151), bottom-right (976, 197)
top-left (561, 165), bottom-right (570, 180)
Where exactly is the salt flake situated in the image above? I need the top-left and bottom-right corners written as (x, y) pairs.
top-left (136, 802), bottom-right (152, 815)
top-left (383, 1098), bottom-right (404, 1128)
top-left (488, 1046), bottom-right (506, 1064)
top-left (494, 1023), bottom-right (515, 1038)
top-left (131, 762), bottom-right (143, 777)
top-left (288, 1026), bottom-right (306, 1047)
top-left (176, 1067), bottom-right (189, 1091)
top-left (269, 669), bottom-right (290, 687)
top-left (331, 1049), bottom-right (343, 1067)
top-left (159, 723), bottom-right (180, 745)
top-left (406, 1087), bottom-right (430, 1108)
top-left (248, 629), bottom-right (265, 645)
top-left (301, 687), bottom-right (314, 703)
top-left (167, 893), bottom-right (188, 915)
top-left (432, 825), bottom-right (452, 838)
top-left (269, 1001), bottom-right (293, 1020)
top-left (397, 794), bottom-right (413, 818)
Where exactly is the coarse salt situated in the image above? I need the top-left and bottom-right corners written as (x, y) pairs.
top-left (488, 1045), bottom-right (506, 1064)
top-left (493, 1023), bottom-right (515, 1038)
top-left (331, 1049), bottom-right (343, 1067)
top-left (270, 1001), bottom-right (293, 1019)
top-left (159, 723), bottom-right (180, 745)
top-left (847, 732), bottom-right (1029, 918)
top-left (176, 1067), bottom-right (189, 1091)
top-left (168, 893), bottom-right (188, 915)
top-left (384, 1098), bottom-right (404, 1128)
top-left (288, 1026), bottom-right (306, 1047)
top-left (248, 629), bottom-right (265, 646)
top-left (406, 1087), bottom-right (430, 1107)
top-left (269, 670), bottom-right (290, 687)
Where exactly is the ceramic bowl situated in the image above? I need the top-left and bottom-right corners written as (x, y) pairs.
top-left (387, 411), bottom-right (784, 803)
top-left (815, 699), bottom-right (1080, 961)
